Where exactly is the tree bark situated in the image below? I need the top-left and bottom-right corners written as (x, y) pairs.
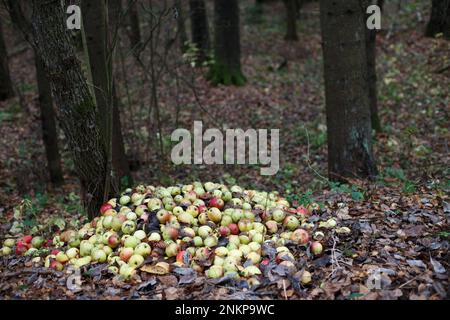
top-left (30, 0), bottom-right (109, 218)
top-left (6, 0), bottom-right (64, 186)
top-left (320, 0), bottom-right (378, 180)
top-left (209, 0), bottom-right (246, 86)
top-left (174, 0), bottom-right (189, 53)
top-left (127, 0), bottom-right (142, 50)
top-left (35, 55), bottom-right (64, 186)
top-left (189, 0), bottom-right (210, 62)
top-left (82, 0), bottom-right (132, 192)
top-left (425, 0), bottom-right (450, 39)
top-left (0, 19), bottom-right (14, 101)
top-left (366, 8), bottom-right (381, 132)
top-left (283, 0), bottom-right (299, 41)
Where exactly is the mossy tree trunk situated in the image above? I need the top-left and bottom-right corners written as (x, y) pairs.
top-left (0, 19), bottom-right (14, 101)
top-left (7, 0), bottom-right (64, 186)
top-left (425, 0), bottom-right (450, 39)
top-left (209, 0), bottom-right (246, 86)
top-left (320, 0), bottom-right (378, 180)
top-left (31, 0), bottom-right (110, 218)
top-left (283, 0), bottom-right (299, 41)
top-left (189, 0), bottom-right (210, 62)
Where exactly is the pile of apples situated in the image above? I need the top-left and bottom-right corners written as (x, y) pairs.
top-left (0, 182), bottom-right (339, 285)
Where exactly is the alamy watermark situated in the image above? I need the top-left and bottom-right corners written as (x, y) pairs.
top-left (65, 4), bottom-right (381, 31)
top-left (171, 121), bottom-right (279, 176)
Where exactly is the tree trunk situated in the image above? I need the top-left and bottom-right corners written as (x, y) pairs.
top-left (189, 0), bottom-right (210, 62)
top-left (35, 55), bottom-right (64, 186)
top-left (319, 0), bottom-right (378, 180)
top-left (108, 0), bottom-right (123, 32)
top-left (209, 0), bottom-right (246, 86)
top-left (425, 0), bottom-right (450, 39)
top-left (283, 0), bottom-right (299, 41)
top-left (82, 0), bottom-right (132, 192)
top-left (7, 0), bottom-right (64, 186)
top-left (30, 0), bottom-right (109, 218)
top-left (111, 82), bottom-right (132, 188)
top-left (366, 12), bottom-right (381, 132)
top-left (0, 19), bottom-right (14, 101)
top-left (127, 0), bottom-right (142, 50)
top-left (174, 0), bottom-right (189, 53)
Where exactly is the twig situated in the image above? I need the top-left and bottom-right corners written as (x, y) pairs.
top-left (282, 279), bottom-right (288, 300)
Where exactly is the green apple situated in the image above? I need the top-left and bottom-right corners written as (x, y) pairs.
top-left (133, 230), bottom-right (147, 241)
top-left (214, 247), bottom-right (228, 257)
top-left (80, 240), bottom-right (94, 257)
top-left (92, 249), bottom-right (107, 263)
top-left (207, 207), bottom-right (222, 223)
top-left (148, 232), bottom-right (161, 242)
top-left (272, 209), bottom-right (286, 222)
top-left (242, 265), bottom-right (261, 277)
top-left (283, 216), bottom-right (300, 230)
top-left (193, 236), bottom-right (203, 247)
top-left (66, 248), bottom-right (79, 259)
top-left (135, 243), bottom-right (151, 257)
top-left (223, 257), bottom-right (238, 272)
top-left (204, 236), bottom-right (218, 248)
top-left (128, 254), bottom-right (144, 268)
top-left (119, 195), bottom-right (131, 205)
top-left (0, 247), bottom-right (12, 256)
top-left (198, 225), bottom-right (212, 238)
top-left (119, 264), bottom-right (135, 280)
top-left (165, 242), bottom-right (179, 257)
top-left (3, 239), bottom-right (15, 248)
top-left (246, 252), bottom-right (261, 265)
top-left (121, 221), bottom-right (136, 234)
top-left (206, 265), bottom-right (223, 278)
top-left (238, 234), bottom-right (250, 245)
top-left (124, 236), bottom-right (140, 248)
top-left (31, 236), bottom-right (44, 249)
top-left (56, 252), bottom-right (69, 263)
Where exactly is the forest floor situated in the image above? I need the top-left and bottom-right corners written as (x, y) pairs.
top-left (0, 1), bottom-right (448, 299)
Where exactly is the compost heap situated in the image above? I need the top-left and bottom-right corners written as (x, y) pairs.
top-left (1, 182), bottom-right (351, 286)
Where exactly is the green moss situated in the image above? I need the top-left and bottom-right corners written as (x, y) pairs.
top-left (76, 97), bottom-right (96, 115)
top-left (208, 62), bottom-right (247, 86)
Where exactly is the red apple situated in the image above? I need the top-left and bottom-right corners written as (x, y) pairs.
top-left (198, 205), bottom-right (207, 213)
top-left (120, 247), bottom-right (134, 262)
top-left (157, 210), bottom-right (170, 224)
top-left (22, 235), bottom-right (33, 244)
top-left (51, 249), bottom-right (60, 255)
top-left (265, 220), bottom-right (278, 234)
top-left (311, 241), bottom-right (323, 256)
top-left (108, 235), bottom-right (120, 248)
top-left (228, 223), bottom-right (239, 235)
top-left (163, 226), bottom-right (179, 240)
top-left (15, 242), bottom-right (29, 255)
top-left (50, 260), bottom-right (64, 271)
top-left (176, 250), bottom-right (192, 265)
top-left (209, 197), bottom-right (224, 210)
top-left (43, 239), bottom-right (53, 248)
top-left (100, 203), bottom-right (113, 215)
top-left (219, 226), bottom-right (230, 237)
top-left (296, 206), bottom-right (310, 218)
top-left (291, 229), bottom-right (309, 245)
top-left (261, 258), bottom-right (270, 267)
